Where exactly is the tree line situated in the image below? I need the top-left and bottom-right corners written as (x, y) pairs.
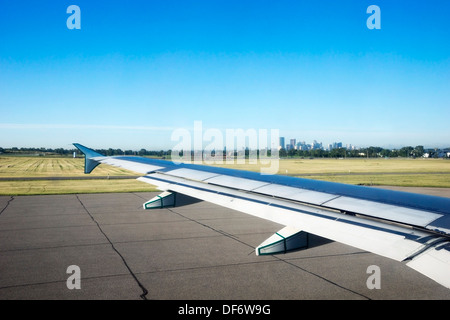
top-left (280, 145), bottom-right (438, 158)
top-left (0, 147), bottom-right (171, 157)
top-left (0, 145), bottom-right (448, 159)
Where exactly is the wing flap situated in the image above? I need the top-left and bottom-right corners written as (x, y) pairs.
top-left (406, 241), bottom-right (450, 289)
top-left (204, 174), bottom-right (270, 191)
top-left (323, 196), bottom-right (442, 227)
top-left (164, 168), bottom-right (220, 181)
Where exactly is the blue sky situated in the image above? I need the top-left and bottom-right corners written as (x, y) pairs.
top-left (1, 0), bottom-right (449, 150)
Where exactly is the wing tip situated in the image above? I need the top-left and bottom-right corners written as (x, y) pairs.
top-left (73, 143), bottom-right (104, 174)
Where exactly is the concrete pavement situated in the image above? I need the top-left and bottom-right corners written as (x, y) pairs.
top-left (0, 192), bottom-right (449, 300)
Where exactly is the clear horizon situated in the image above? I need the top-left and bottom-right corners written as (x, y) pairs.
top-left (1, 1), bottom-right (449, 150)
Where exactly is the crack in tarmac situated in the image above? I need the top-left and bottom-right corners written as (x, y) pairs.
top-left (75, 195), bottom-right (149, 300)
top-left (0, 196), bottom-right (14, 216)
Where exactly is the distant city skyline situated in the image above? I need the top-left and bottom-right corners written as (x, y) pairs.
top-left (1, 2), bottom-right (449, 150)
top-left (278, 135), bottom-right (448, 152)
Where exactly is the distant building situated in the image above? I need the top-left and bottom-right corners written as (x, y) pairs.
top-left (279, 137), bottom-right (285, 150)
top-left (312, 140), bottom-right (323, 150)
top-left (297, 141), bottom-right (307, 150)
top-left (290, 139), bottom-right (296, 150)
top-left (329, 142), bottom-right (343, 150)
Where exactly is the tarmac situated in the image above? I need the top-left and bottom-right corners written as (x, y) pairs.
top-left (1, 188), bottom-right (450, 301)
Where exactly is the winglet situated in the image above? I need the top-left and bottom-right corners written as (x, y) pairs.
top-left (73, 143), bottom-right (105, 174)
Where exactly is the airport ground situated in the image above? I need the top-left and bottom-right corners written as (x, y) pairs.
top-left (0, 156), bottom-right (449, 302)
top-left (0, 189), bottom-right (450, 301)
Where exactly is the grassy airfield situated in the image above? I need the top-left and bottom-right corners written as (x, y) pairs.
top-left (0, 156), bottom-right (151, 195)
top-left (215, 157), bottom-right (450, 188)
top-left (0, 156), bottom-right (449, 195)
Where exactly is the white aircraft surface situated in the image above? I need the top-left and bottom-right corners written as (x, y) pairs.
top-left (74, 143), bottom-right (450, 289)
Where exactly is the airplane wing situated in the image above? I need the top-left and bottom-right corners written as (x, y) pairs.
top-left (73, 143), bottom-right (450, 289)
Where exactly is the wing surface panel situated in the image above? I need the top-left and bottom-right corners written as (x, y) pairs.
top-left (324, 196), bottom-right (442, 227)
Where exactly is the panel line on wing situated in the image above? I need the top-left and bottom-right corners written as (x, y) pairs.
top-left (319, 195), bottom-right (343, 206)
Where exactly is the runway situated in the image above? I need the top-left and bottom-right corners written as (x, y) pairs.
top-left (0, 191), bottom-right (449, 300)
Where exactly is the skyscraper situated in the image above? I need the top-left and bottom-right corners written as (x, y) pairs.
top-left (279, 137), bottom-right (285, 150)
top-left (290, 139), bottom-right (296, 149)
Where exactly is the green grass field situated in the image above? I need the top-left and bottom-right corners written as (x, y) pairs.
top-left (0, 156), bottom-right (133, 177)
top-left (0, 179), bottom-right (153, 195)
top-left (0, 156), bottom-right (153, 195)
top-left (212, 157), bottom-right (450, 188)
top-left (0, 156), bottom-right (449, 195)
top-left (215, 157), bottom-right (450, 175)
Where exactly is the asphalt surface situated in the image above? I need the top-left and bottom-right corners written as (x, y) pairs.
top-left (0, 189), bottom-right (450, 301)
